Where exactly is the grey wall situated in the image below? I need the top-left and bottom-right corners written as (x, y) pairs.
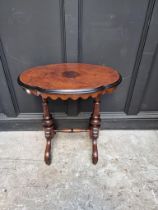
top-left (0, 0), bottom-right (158, 130)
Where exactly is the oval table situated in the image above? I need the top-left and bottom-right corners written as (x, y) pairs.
top-left (18, 63), bottom-right (121, 165)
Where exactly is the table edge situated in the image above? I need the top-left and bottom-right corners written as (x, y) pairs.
top-left (17, 73), bottom-right (122, 95)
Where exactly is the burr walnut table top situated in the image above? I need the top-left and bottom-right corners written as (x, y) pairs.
top-left (18, 63), bottom-right (121, 100)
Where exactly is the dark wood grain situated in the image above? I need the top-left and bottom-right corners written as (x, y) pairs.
top-left (18, 63), bottom-right (121, 165)
top-left (18, 63), bottom-right (121, 95)
top-left (89, 96), bottom-right (101, 164)
top-left (42, 98), bottom-right (56, 165)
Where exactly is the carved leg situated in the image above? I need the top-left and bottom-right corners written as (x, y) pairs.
top-left (42, 98), bottom-right (55, 165)
top-left (89, 96), bottom-right (101, 164)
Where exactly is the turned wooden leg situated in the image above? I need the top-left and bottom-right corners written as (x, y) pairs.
top-left (42, 98), bottom-right (55, 165)
top-left (89, 96), bottom-right (101, 164)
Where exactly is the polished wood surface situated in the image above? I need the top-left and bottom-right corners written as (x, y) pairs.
top-left (89, 96), bottom-right (101, 164)
top-left (18, 63), bottom-right (121, 94)
top-left (42, 98), bottom-right (55, 165)
top-left (34, 87), bottom-right (115, 100)
top-left (18, 63), bottom-right (122, 165)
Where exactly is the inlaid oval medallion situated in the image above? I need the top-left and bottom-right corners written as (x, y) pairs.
top-left (62, 71), bottom-right (80, 78)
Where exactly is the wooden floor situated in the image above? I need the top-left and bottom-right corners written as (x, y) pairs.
top-left (0, 130), bottom-right (158, 210)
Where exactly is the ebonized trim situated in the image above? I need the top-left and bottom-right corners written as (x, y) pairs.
top-left (17, 73), bottom-right (122, 94)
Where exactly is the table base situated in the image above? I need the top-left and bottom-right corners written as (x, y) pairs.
top-left (42, 96), bottom-right (101, 165)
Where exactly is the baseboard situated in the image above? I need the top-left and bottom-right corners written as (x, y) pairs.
top-left (0, 112), bottom-right (158, 131)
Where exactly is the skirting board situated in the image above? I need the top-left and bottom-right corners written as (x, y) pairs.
top-left (0, 112), bottom-right (158, 131)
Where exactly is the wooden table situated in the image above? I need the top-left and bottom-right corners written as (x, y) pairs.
top-left (18, 63), bottom-right (121, 165)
